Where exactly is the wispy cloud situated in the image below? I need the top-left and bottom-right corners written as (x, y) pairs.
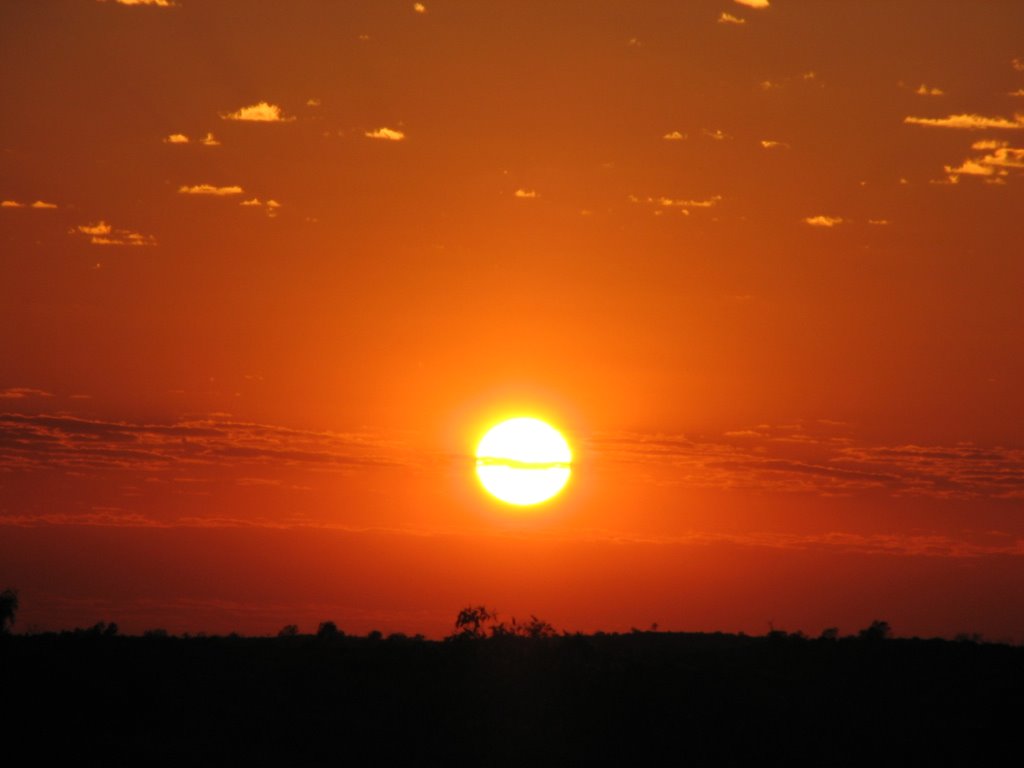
top-left (662, 130), bottom-right (687, 141)
top-left (102, 0), bottom-right (176, 7)
top-left (306, 98), bottom-right (321, 107)
top-left (239, 198), bottom-right (282, 217)
top-left (702, 128), bottom-right (730, 141)
top-left (942, 139), bottom-right (1024, 184)
top-left (178, 184), bottom-right (244, 196)
top-left (221, 102), bottom-right (294, 123)
top-left (904, 113), bottom-right (1024, 130)
top-left (199, 132), bottom-right (220, 146)
top-left (915, 84), bottom-right (944, 96)
top-left (718, 12), bottom-right (745, 25)
top-left (71, 221), bottom-right (156, 246)
top-left (163, 133), bottom-right (189, 144)
top-left (590, 424), bottom-right (1024, 502)
top-left (0, 387), bottom-right (53, 400)
top-left (629, 194), bottom-right (723, 215)
top-left (1009, 89), bottom-right (1024, 98)
top-left (804, 215), bottom-right (843, 227)
top-left (364, 127), bottom-right (406, 141)
top-left (3, 199), bottom-right (58, 209)
top-left (0, 413), bottom-right (403, 475)
top-left (760, 139), bottom-right (788, 149)
top-left (735, 0), bottom-right (769, 8)
top-left (413, 2), bottom-right (427, 13)
top-left (513, 188), bottom-right (538, 199)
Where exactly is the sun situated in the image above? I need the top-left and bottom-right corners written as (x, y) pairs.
top-left (475, 417), bottom-right (572, 506)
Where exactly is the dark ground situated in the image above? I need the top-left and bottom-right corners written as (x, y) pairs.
top-left (4, 629), bottom-right (1022, 766)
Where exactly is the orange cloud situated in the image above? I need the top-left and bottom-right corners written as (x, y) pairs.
top-left (221, 102), bottom-right (294, 122)
top-left (413, 2), bottom-right (427, 13)
top-left (200, 132), bottom-right (220, 146)
top-left (103, 0), bottom-right (176, 6)
top-left (178, 184), bottom-right (244, 196)
top-left (804, 215), bottom-right (843, 227)
top-left (942, 140), bottom-right (1024, 183)
top-left (734, 0), bottom-right (769, 8)
top-left (718, 12), bottom-right (745, 25)
top-left (364, 127), bottom-right (406, 141)
top-left (904, 113), bottom-right (1024, 130)
top-left (73, 221), bottom-right (156, 246)
top-left (662, 130), bottom-right (687, 141)
top-left (760, 139), bottom-right (788, 149)
top-left (2, 200), bottom-right (57, 208)
top-left (164, 133), bottom-right (189, 144)
top-left (915, 84), bottom-right (944, 96)
top-left (0, 387), bottom-right (53, 399)
top-left (240, 198), bottom-right (282, 217)
top-left (513, 189), bottom-right (538, 199)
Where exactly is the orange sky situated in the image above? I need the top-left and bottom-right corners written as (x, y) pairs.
top-left (2, 0), bottom-right (1023, 640)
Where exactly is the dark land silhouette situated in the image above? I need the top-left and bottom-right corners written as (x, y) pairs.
top-left (3, 606), bottom-right (1022, 765)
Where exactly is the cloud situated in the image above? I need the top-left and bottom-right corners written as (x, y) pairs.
top-left (904, 113), bottom-right (1024, 130)
top-left (0, 413), bottom-right (402, 476)
top-left (221, 101), bottom-right (294, 122)
top-left (364, 127), bottom-right (406, 141)
top-left (199, 132), bottom-right (220, 146)
top-left (178, 184), bottom-right (244, 196)
top-left (760, 139), bottom-right (788, 149)
top-left (72, 220), bottom-right (156, 246)
top-left (868, 219), bottom-right (889, 225)
top-left (1010, 89), bottom-right (1024, 98)
top-left (915, 84), bottom-right (944, 96)
top-left (804, 215), bottom-right (843, 227)
top-left (2, 200), bottom-right (57, 209)
top-left (164, 133), bottom-right (189, 144)
top-left (1013, 57), bottom-right (1024, 72)
top-left (630, 194), bottom-right (722, 215)
top-left (239, 198), bottom-right (282, 217)
top-left (306, 98), bottom-right (321, 107)
top-left (942, 140), bottom-right (1024, 183)
top-left (103, 0), bottom-right (176, 6)
top-left (734, 0), bottom-right (769, 8)
top-left (590, 424), bottom-right (1024, 503)
top-left (702, 128), bottom-right (729, 140)
top-left (662, 130), bottom-right (687, 141)
top-left (718, 12), bottom-right (745, 24)
top-left (513, 189), bottom-right (538, 199)
top-left (413, 2), bottom-right (426, 12)
top-left (0, 387), bottom-right (53, 399)
top-left (658, 195), bottom-right (721, 209)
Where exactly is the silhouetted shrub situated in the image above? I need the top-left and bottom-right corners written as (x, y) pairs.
top-left (277, 624), bottom-right (299, 638)
top-left (858, 620), bottom-right (892, 641)
top-left (0, 588), bottom-right (18, 634)
top-left (317, 621), bottom-right (341, 639)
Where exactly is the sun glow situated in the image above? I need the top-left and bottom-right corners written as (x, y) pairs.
top-left (475, 417), bottom-right (572, 506)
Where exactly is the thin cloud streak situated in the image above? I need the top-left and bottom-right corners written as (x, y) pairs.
top-left (904, 113), bottom-right (1024, 130)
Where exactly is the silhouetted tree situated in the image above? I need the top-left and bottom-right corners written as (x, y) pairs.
top-left (277, 624), bottom-right (299, 638)
top-left (1, 589), bottom-right (19, 634)
top-left (858, 620), bottom-right (891, 641)
top-left (819, 627), bottom-right (839, 640)
top-left (452, 605), bottom-right (496, 639)
top-left (317, 620), bottom-right (341, 639)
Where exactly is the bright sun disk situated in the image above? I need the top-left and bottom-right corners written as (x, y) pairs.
top-left (475, 417), bottom-right (572, 506)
